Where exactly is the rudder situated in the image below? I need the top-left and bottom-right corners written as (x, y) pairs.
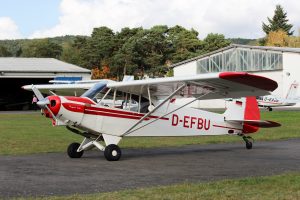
top-left (224, 97), bottom-right (260, 134)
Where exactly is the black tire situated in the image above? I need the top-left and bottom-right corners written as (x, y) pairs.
top-left (67, 143), bottom-right (84, 158)
top-left (104, 144), bottom-right (121, 161)
top-left (268, 107), bottom-right (273, 111)
top-left (246, 141), bottom-right (253, 149)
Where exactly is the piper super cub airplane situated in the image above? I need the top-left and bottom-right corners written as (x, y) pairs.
top-left (23, 72), bottom-right (280, 161)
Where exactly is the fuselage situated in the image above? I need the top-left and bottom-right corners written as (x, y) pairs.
top-left (256, 95), bottom-right (297, 108)
top-left (46, 95), bottom-right (245, 137)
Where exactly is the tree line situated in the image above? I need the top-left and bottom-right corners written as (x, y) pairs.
top-left (0, 26), bottom-right (230, 80)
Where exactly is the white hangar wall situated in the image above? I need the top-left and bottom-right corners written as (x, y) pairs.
top-left (174, 61), bottom-right (197, 76)
top-left (173, 45), bottom-right (300, 109)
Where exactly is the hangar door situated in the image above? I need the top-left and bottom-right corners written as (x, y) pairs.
top-left (0, 78), bottom-right (51, 111)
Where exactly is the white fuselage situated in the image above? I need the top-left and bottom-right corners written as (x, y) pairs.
top-left (256, 95), bottom-right (297, 108)
top-left (56, 96), bottom-right (243, 137)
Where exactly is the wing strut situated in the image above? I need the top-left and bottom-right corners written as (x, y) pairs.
top-left (121, 84), bottom-right (186, 136)
top-left (123, 89), bottom-right (214, 136)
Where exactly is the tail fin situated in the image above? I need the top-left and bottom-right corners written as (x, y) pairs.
top-left (224, 97), bottom-right (280, 134)
top-left (286, 81), bottom-right (299, 99)
top-left (224, 97), bottom-right (260, 133)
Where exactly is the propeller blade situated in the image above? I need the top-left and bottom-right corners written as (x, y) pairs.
top-left (36, 98), bottom-right (50, 108)
top-left (31, 85), bottom-right (60, 124)
top-left (31, 85), bottom-right (44, 101)
top-left (45, 105), bottom-right (58, 121)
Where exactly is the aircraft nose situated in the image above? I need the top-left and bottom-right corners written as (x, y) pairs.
top-left (37, 98), bottom-right (50, 108)
top-left (47, 96), bottom-right (62, 116)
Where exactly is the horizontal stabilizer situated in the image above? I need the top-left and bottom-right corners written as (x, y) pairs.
top-left (226, 119), bottom-right (281, 128)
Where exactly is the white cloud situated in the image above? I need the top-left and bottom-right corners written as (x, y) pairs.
top-left (0, 17), bottom-right (21, 39)
top-left (30, 0), bottom-right (300, 39)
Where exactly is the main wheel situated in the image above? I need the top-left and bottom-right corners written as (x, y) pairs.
top-left (268, 107), bottom-right (273, 111)
top-left (245, 141), bottom-right (253, 149)
top-left (104, 144), bottom-right (121, 161)
top-left (67, 142), bottom-right (84, 158)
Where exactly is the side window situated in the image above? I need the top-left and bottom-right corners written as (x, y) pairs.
top-left (97, 89), bottom-right (115, 107)
top-left (97, 89), bottom-right (150, 113)
top-left (122, 93), bottom-right (139, 112)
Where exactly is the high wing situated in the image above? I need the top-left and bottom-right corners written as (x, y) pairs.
top-left (22, 83), bottom-right (97, 96)
top-left (22, 79), bottom-right (120, 96)
top-left (107, 72), bottom-right (278, 100)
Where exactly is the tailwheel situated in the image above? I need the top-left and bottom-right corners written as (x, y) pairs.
top-left (245, 141), bottom-right (253, 149)
top-left (67, 142), bottom-right (84, 158)
top-left (104, 144), bottom-right (121, 161)
top-left (242, 136), bottom-right (254, 150)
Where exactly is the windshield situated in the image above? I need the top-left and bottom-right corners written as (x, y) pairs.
top-left (81, 81), bottom-right (108, 100)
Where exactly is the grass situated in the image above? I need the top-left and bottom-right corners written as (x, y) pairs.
top-left (0, 112), bottom-right (81, 155)
top-left (0, 111), bottom-right (299, 155)
top-left (14, 172), bottom-right (300, 200)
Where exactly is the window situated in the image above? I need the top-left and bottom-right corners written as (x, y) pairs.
top-left (196, 48), bottom-right (283, 74)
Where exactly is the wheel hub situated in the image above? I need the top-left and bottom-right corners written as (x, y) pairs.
top-left (112, 150), bottom-right (118, 157)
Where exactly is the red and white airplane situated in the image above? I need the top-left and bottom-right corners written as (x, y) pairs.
top-left (256, 81), bottom-right (299, 111)
top-left (23, 72), bottom-right (280, 161)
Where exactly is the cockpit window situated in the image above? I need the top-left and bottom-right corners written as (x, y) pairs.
top-left (81, 81), bottom-right (107, 100)
top-left (81, 81), bottom-right (150, 113)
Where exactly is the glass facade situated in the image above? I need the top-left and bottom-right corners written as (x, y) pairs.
top-left (196, 48), bottom-right (283, 74)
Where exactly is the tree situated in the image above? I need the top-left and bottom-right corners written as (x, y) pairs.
top-left (81, 26), bottom-right (117, 69)
top-left (202, 33), bottom-right (231, 53)
top-left (286, 35), bottom-right (300, 48)
top-left (262, 5), bottom-right (293, 35)
top-left (91, 65), bottom-right (113, 79)
top-left (111, 27), bottom-right (144, 79)
top-left (112, 26), bottom-right (172, 79)
top-left (0, 46), bottom-right (12, 57)
top-left (21, 39), bottom-right (62, 58)
top-left (266, 29), bottom-right (288, 47)
top-left (168, 26), bottom-right (204, 63)
top-left (60, 42), bottom-right (81, 65)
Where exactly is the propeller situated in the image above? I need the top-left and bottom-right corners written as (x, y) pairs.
top-left (36, 98), bottom-right (50, 108)
top-left (31, 85), bottom-right (59, 121)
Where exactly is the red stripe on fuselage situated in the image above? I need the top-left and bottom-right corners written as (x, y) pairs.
top-left (85, 106), bottom-right (169, 120)
top-left (84, 109), bottom-right (151, 120)
top-left (62, 102), bottom-right (169, 121)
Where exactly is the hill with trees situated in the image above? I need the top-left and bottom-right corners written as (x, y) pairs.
top-left (0, 26), bottom-right (231, 80)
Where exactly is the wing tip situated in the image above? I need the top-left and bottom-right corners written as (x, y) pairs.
top-left (219, 72), bottom-right (278, 91)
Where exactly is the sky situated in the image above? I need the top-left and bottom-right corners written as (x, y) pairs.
top-left (0, 0), bottom-right (299, 40)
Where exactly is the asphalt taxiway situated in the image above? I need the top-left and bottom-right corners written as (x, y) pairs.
top-left (0, 139), bottom-right (299, 198)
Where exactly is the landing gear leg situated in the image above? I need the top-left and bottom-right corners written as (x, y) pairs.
top-left (242, 135), bottom-right (254, 150)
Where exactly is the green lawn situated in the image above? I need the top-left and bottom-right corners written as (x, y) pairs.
top-left (16, 172), bottom-right (300, 200)
top-left (0, 111), bottom-right (299, 155)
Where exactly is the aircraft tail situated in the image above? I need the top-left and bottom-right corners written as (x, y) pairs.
top-left (224, 97), bottom-right (280, 134)
top-left (286, 81), bottom-right (299, 99)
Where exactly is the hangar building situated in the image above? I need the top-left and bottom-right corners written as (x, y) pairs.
top-left (172, 44), bottom-right (300, 108)
top-left (0, 58), bottom-right (91, 110)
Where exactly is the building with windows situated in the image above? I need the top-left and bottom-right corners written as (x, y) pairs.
top-left (172, 44), bottom-right (300, 108)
